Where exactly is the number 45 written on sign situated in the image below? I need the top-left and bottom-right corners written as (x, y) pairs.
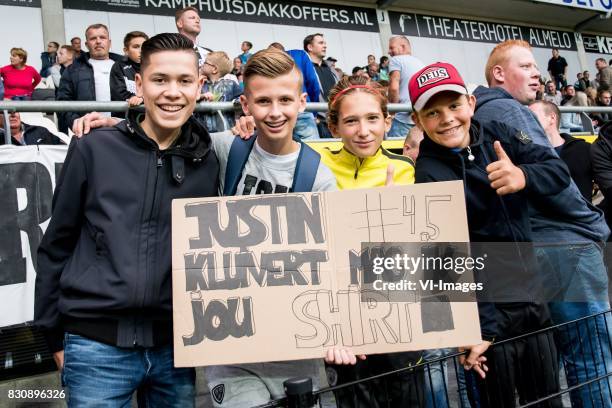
top-left (403, 195), bottom-right (452, 242)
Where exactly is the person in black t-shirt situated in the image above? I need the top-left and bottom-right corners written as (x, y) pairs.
top-left (547, 48), bottom-right (568, 91)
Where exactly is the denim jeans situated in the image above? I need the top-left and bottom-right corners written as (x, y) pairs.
top-left (388, 117), bottom-right (413, 139)
top-left (294, 112), bottom-right (320, 140)
top-left (62, 333), bottom-right (195, 407)
top-left (535, 243), bottom-right (612, 408)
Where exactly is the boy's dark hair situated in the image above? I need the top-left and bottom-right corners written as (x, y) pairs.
top-left (70, 36), bottom-right (80, 42)
top-left (303, 33), bottom-right (323, 52)
top-left (140, 33), bottom-right (197, 70)
top-left (123, 31), bottom-right (149, 48)
top-left (175, 6), bottom-right (199, 22)
top-left (530, 100), bottom-right (560, 130)
top-left (351, 66), bottom-right (362, 75)
top-left (60, 45), bottom-right (76, 55)
top-left (242, 41), bottom-right (253, 50)
top-left (49, 41), bottom-right (60, 49)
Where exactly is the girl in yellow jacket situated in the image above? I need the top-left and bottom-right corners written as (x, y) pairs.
top-left (320, 75), bottom-right (415, 189)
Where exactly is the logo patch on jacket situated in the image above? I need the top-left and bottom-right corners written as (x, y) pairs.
top-left (516, 131), bottom-right (532, 144)
top-left (212, 384), bottom-right (225, 404)
top-left (416, 67), bottom-right (450, 88)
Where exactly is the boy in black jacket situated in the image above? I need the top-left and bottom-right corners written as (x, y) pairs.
top-left (110, 31), bottom-right (149, 118)
top-left (35, 33), bottom-right (218, 407)
top-left (410, 62), bottom-right (569, 407)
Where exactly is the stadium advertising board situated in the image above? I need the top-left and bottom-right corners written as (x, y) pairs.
top-left (171, 182), bottom-right (481, 367)
top-left (581, 34), bottom-right (612, 54)
top-left (389, 11), bottom-right (579, 51)
top-left (62, 0), bottom-right (379, 32)
top-left (0, 0), bottom-right (40, 7)
top-left (534, 0), bottom-right (612, 13)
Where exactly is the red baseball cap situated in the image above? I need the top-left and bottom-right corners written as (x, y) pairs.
top-left (409, 62), bottom-right (468, 111)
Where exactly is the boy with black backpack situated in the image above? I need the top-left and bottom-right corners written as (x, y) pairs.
top-left (206, 48), bottom-right (339, 407)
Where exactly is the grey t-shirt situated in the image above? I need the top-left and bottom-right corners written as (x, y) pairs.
top-left (211, 131), bottom-right (337, 195)
top-left (389, 54), bottom-right (425, 124)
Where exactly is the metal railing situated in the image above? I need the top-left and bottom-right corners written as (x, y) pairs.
top-left (1, 101), bottom-right (611, 145)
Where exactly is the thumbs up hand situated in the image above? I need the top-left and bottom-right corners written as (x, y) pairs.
top-left (485, 141), bottom-right (526, 196)
top-left (385, 164), bottom-right (395, 187)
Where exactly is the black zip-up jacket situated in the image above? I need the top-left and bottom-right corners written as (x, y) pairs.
top-left (110, 57), bottom-right (139, 101)
top-left (591, 121), bottom-right (612, 236)
top-left (55, 51), bottom-right (122, 133)
top-left (415, 119), bottom-right (571, 338)
top-left (557, 133), bottom-right (593, 201)
top-left (0, 123), bottom-right (64, 145)
top-left (35, 110), bottom-right (219, 352)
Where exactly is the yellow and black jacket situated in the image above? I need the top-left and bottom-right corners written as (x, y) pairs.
top-left (319, 146), bottom-right (415, 190)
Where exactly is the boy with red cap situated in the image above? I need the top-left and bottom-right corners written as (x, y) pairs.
top-left (410, 62), bottom-right (567, 407)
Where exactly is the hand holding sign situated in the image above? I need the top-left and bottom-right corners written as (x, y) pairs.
top-left (486, 141), bottom-right (525, 196)
top-left (324, 346), bottom-right (367, 365)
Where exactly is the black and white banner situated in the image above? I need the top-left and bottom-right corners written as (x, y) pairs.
top-left (0, 146), bottom-right (67, 327)
top-left (581, 34), bottom-right (612, 54)
top-left (62, 0), bottom-right (379, 32)
top-left (389, 11), bottom-right (578, 51)
top-left (0, 0), bottom-right (40, 7)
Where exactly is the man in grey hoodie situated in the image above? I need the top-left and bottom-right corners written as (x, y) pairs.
top-left (473, 39), bottom-right (612, 408)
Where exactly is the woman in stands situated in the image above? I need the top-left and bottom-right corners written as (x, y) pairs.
top-left (0, 48), bottom-right (41, 100)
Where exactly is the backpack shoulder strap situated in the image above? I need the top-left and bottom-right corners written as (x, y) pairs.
top-left (292, 140), bottom-right (321, 193)
top-left (223, 134), bottom-right (257, 196)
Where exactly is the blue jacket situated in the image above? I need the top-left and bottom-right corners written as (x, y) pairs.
top-left (287, 49), bottom-right (320, 104)
top-left (473, 86), bottom-right (609, 243)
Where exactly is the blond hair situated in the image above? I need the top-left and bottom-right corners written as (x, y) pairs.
top-left (485, 40), bottom-right (531, 85)
top-left (206, 51), bottom-right (232, 77)
top-left (10, 47), bottom-right (27, 64)
top-left (243, 48), bottom-right (302, 91)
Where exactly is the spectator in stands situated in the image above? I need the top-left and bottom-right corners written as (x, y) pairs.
top-left (110, 31), bottom-right (149, 117)
top-left (268, 42), bottom-right (321, 140)
top-left (413, 61), bottom-right (566, 408)
top-left (561, 84), bottom-right (575, 105)
top-left (574, 72), bottom-right (583, 91)
top-left (586, 86), bottom-right (598, 106)
top-left (530, 100), bottom-right (593, 201)
top-left (56, 23), bottom-right (122, 132)
top-left (49, 45), bottom-right (75, 88)
top-left (387, 35), bottom-right (424, 138)
top-left (579, 70), bottom-right (593, 91)
top-left (366, 54), bottom-right (375, 67)
top-left (367, 62), bottom-right (380, 81)
top-left (0, 111), bottom-right (64, 145)
top-left (231, 56), bottom-right (242, 76)
top-left (238, 40), bottom-right (252, 64)
top-left (474, 39), bottom-right (612, 408)
top-left (560, 91), bottom-right (587, 133)
top-left (592, 88), bottom-right (611, 128)
top-left (402, 124), bottom-right (423, 162)
top-left (40, 41), bottom-right (59, 77)
top-left (199, 51), bottom-right (241, 132)
top-left (547, 47), bottom-right (567, 90)
top-left (596, 58), bottom-right (612, 90)
top-left (175, 6), bottom-right (211, 67)
top-left (325, 56), bottom-right (337, 69)
top-left (378, 56), bottom-right (390, 81)
top-left (36, 33), bottom-right (217, 407)
top-left (70, 36), bottom-right (82, 58)
top-left (542, 80), bottom-right (561, 105)
top-left (351, 66), bottom-right (368, 78)
top-left (304, 33), bottom-right (339, 138)
top-left (0, 48), bottom-right (41, 100)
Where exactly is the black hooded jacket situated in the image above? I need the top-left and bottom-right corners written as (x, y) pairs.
top-left (35, 110), bottom-right (219, 352)
top-left (591, 121), bottom-right (612, 235)
top-left (110, 57), bottom-right (140, 119)
top-left (415, 119), bottom-right (571, 338)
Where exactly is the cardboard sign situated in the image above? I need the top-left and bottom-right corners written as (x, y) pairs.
top-left (172, 182), bottom-right (481, 367)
